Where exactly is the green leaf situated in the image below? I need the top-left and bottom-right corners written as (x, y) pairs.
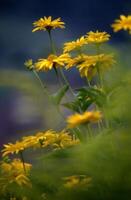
top-left (51, 84), bottom-right (69, 105)
top-left (62, 101), bottom-right (80, 112)
top-left (77, 87), bottom-right (107, 108)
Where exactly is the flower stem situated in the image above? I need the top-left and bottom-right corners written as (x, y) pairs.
top-left (33, 70), bottom-right (50, 97)
top-left (48, 29), bottom-right (56, 54)
top-left (47, 30), bottom-right (75, 96)
top-left (96, 44), bottom-right (103, 88)
top-left (87, 124), bottom-right (92, 137)
top-left (19, 151), bottom-right (26, 173)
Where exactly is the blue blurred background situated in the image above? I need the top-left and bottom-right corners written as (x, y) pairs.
top-left (0, 0), bottom-right (131, 146)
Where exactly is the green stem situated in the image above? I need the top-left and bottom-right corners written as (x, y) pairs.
top-left (48, 30), bottom-right (63, 85)
top-left (47, 30), bottom-right (75, 97)
top-left (96, 65), bottom-right (103, 88)
top-left (48, 29), bottom-right (56, 54)
top-left (87, 124), bottom-right (92, 137)
top-left (59, 68), bottom-right (75, 96)
top-left (86, 78), bottom-right (91, 87)
top-left (19, 151), bottom-right (26, 173)
top-left (33, 70), bottom-right (48, 93)
top-left (96, 44), bottom-right (103, 88)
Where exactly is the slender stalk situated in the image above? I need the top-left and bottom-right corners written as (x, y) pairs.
top-left (19, 151), bottom-right (26, 173)
top-left (86, 78), bottom-right (91, 87)
top-left (95, 44), bottom-right (109, 129)
top-left (87, 124), bottom-right (92, 137)
top-left (33, 70), bottom-right (47, 90)
top-left (47, 30), bottom-right (75, 96)
top-left (60, 68), bottom-right (75, 96)
top-left (48, 29), bottom-right (56, 54)
top-left (96, 44), bottom-right (103, 88)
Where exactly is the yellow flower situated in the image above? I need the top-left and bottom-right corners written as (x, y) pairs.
top-left (14, 174), bottom-right (31, 187)
top-left (22, 130), bottom-right (57, 148)
top-left (2, 141), bottom-right (28, 157)
top-left (97, 54), bottom-right (116, 70)
top-left (1, 159), bottom-right (31, 175)
top-left (63, 36), bottom-right (87, 53)
top-left (66, 54), bottom-right (89, 69)
top-left (11, 159), bottom-right (32, 174)
top-left (77, 55), bottom-right (98, 79)
top-left (63, 175), bottom-right (92, 188)
top-left (24, 59), bottom-right (34, 70)
top-left (111, 15), bottom-right (131, 34)
top-left (0, 159), bottom-right (32, 190)
top-left (32, 16), bottom-right (65, 32)
top-left (22, 130), bottom-right (79, 150)
top-left (78, 54), bottom-right (115, 79)
top-left (86, 31), bottom-right (110, 44)
top-left (67, 111), bottom-right (102, 128)
top-left (52, 130), bottom-right (79, 149)
top-left (34, 53), bottom-right (70, 71)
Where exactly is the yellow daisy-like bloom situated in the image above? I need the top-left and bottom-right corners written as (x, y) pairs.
top-left (86, 31), bottom-right (110, 44)
top-left (63, 175), bottom-right (92, 189)
top-left (34, 53), bottom-right (70, 71)
top-left (77, 55), bottom-right (99, 79)
top-left (63, 36), bottom-right (87, 53)
top-left (1, 159), bottom-right (32, 174)
top-left (22, 130), bottom-right (56, 148)
top-left (111, 15), bottom-right (131, 34)
top-left (22, 130), bottom-right (79, 150)
top-left (78, 54), bottom-right (115, 79)
top-left (52, 130), bottom-right (80, 149)
top-left (97, 54), bottom-right (116, 70)
top-left (67, 111), bottom-right (102, 128)
top-left (0, 159), bottom-right (32, 190)
top-left (2, 141), bottom-right (28, 157)
top-left (32, 16), bottom-right (65, 32)
top-left (66, 54), bottom-right (89, 69)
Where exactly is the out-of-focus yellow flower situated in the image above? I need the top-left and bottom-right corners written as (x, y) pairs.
top-left (97, 54), bottom-right (116, 70)
top-left (22, 130), bottom-right (57, 148)
top-left (86, 31), bottom-right (110, 44)
top-left (77, 55), bottom-right (98, 79)
top-left (32, 16), bottom-right (65, 32)
top-left (14, 174), bottom-right (31, 187)
top-left (22, 130), bottom-right (79, 150)
top-left (78, 54), bottom-right (115, 79)
top-left (52, 130), bottom-right (80, 149)
top-left (2, 141), bottom-right (28, 157)
top-left (63, 175), bottom-right (92, 188)
top-left (1, 159), bottom-right (32, 174)
top-left (0, 159), bottom-right (32, 191)
top-left (11, 159), bottom-right (31, 174)
top-left (67, 111), bottom-right (102, 128)
top-left (34, 53), bottom-right (70, 71)
top-left (66, 54), bottom-right (89, 69)
top-left (24, 59), bottom-right (34, 70)
top-left (63, 36), bottom-right (87, 53)
top-left (111, 15), bottom-right (131, 34)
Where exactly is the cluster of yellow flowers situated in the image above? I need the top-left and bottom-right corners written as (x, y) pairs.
top-left (1, 129), bottom-right (80, 194)
top-left (0, 159), bottom-right (32, 192)
top-left (24, 16), bottom-right (117, 81)
top-left (2, 14), bottom-right (131, 198)
top-left (2, 130), bottom-right (79, 157)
